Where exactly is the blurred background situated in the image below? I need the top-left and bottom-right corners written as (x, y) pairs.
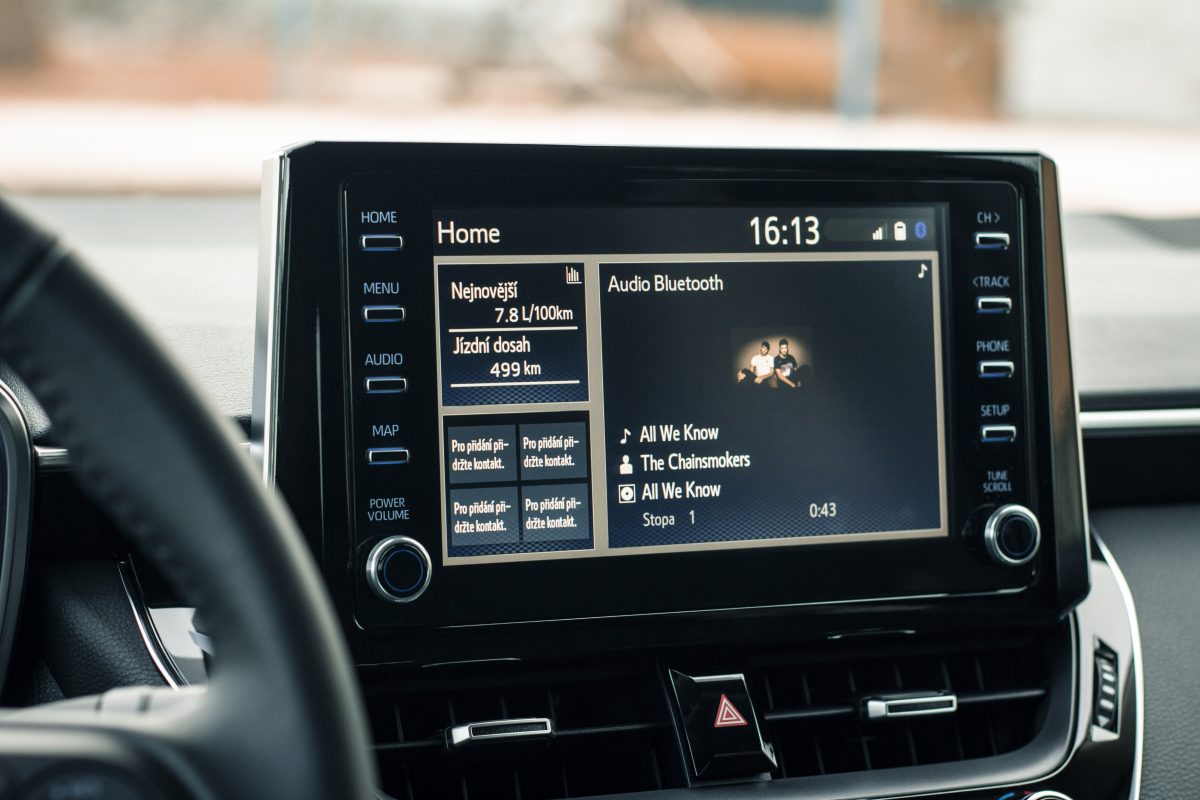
top-left (0, 0), bottom-right (1197, 402)
top-left (0, 0), bottom-right (1197, 208)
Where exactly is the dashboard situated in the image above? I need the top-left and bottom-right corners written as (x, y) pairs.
top-left (6, 141), bottom-right (1198, 800)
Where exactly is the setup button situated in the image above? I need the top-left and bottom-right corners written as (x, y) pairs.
top-left (980, 425), bottom-right (1018, 444)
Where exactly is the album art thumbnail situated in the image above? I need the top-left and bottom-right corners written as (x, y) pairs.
top-left (732, 327), bottom-right (813, 390)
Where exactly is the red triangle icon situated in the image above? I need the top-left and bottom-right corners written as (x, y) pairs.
top-left (713, 694), bottom-right (749, 728)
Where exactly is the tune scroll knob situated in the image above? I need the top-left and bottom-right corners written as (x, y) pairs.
top-left (983, 504), bottom-right (1041, 566)
top-left (366, 536), bottom-right (432, 603)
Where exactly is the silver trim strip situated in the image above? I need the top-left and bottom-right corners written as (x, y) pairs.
top-left (251, 151), bottom-right (291, 485)
top-left (116, 560), bottom-right (187, 689)
top-left (1093, 532), bottom-right (1145, 800)
top-left (37, 442), bottom-right (252, 473)
top-left (33, 445), bottom-right (70, 473)
top-left (0, 382), bottom-right (33, 688)
top-left (864, 693), bottom-right (957, 720)
top-left (447, 717), bottom-right (552, 749)
top-left (1080, 408), bottom-right (1200, 436)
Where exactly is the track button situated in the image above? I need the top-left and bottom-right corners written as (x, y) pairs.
top-left (976, 296), bottom-right (1013, 314)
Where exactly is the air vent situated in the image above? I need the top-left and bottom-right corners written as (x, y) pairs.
top-left (368, 662), bottom-right (685, 799)
top-left (365, 632), bottom-right (1057, 799)
top-left (749, 635), bottom-right (1051, 778)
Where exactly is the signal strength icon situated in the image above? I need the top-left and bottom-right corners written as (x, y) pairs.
top-left (871, 226), bottom-right (884, 241)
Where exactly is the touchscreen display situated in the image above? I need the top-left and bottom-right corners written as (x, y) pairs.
top-left (434, 207), bottom-right (947, 564)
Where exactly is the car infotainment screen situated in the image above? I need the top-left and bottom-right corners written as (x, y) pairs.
top-left (266, 144), bottom-right (1083, 632)
top-left (434, 206), bottom-right (948, 564)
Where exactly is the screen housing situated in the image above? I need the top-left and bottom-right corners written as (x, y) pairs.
top-left (255, 143), bottom-right (1090, 663)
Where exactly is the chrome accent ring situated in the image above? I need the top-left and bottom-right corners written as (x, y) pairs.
top-left (984, 503), bottom-right (1041, 566)
top-left (365, 536), bottom-right (431, 604)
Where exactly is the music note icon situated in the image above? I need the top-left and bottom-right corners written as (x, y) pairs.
top-left (918, 264), bottom-right (928, 279)
top-left (619, 428), bottom-right (631, 445)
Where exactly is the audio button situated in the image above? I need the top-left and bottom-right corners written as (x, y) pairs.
top-left (365, 376), bottom-right (408, 395)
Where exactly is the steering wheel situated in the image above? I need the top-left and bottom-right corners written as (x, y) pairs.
top-left (0, 199), bottom-right (375, 798)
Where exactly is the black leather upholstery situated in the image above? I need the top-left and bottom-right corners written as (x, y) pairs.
top-left (0, 366), bottom-right (50, 442)
top-left (0, 197), bottom-right (375, 798)
top-left (1095, 504), bottom-right (1200, 800)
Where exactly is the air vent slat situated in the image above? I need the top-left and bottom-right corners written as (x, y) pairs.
top-left (956, 687), bottom-right (1047, 705)
top-left (763, 705), bottom-right (855, 722)
top-left (555, 722), bottom-right (668, 738)
top-left (376, 739), bottom-right (443, 753)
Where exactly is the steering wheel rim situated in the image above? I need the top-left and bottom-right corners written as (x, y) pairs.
top-left (0, 198), bottom-right (375, 798)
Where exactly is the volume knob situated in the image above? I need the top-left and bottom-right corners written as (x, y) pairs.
top-left (366, 536), bottom-right (432, 603)
top-left (983, 504), bottom-right (1041, 566)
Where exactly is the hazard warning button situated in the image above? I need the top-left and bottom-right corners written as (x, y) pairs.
top-left (667, 670), bottom-right (776, 781)
top-left (714, 694), bottom-right (748, 728)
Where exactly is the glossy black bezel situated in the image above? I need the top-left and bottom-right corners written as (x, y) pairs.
top-left (258, 143), bottom-right (1089, 662)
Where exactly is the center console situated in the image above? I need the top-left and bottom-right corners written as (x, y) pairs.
top-left (254, 144), bottom-right (1124, 800)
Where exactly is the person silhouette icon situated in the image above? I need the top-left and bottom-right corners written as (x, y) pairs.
top-left (619, 454), bottom-right (634, 475)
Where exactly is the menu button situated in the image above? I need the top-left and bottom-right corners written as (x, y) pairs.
top-left (363, 305), bottom-right (406, 323)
